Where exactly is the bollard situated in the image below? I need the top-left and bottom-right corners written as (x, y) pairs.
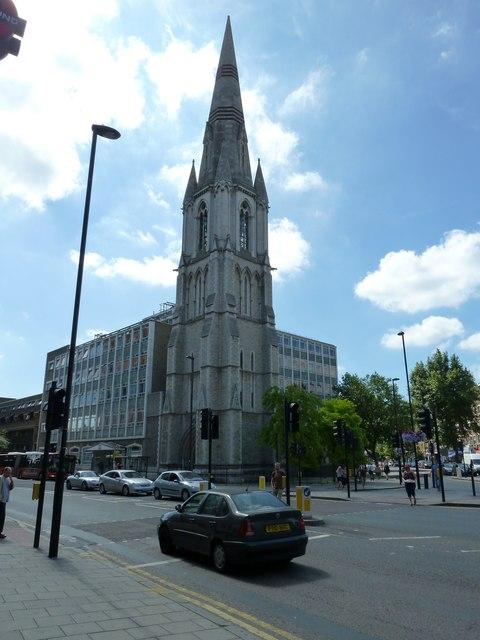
top-left (32, 482), bottom-right (40, 501)
top-left (282, 475), bottom-right (286, 489)
top-left (303, 496), bottom-right (312, 513)
top-left (199, 481), bottom-right (208, 491)
top-left (295, 486), bottom-right (304, 511)
top-left (423, 474), bottom-right (429, 490)
top-left (258, 475), bottom-right (266, 490)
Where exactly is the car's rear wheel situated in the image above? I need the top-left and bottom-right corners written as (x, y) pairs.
top-left (154, 488), bottom-right (162, 500)
top-left (122, 484), bottom-right (130, 496)
top-left (158, 526), bottom-right (175, 555)
top-left (81, 481), bottom-right (88, 491)
top-left (181, 489), bottom-right (189, 502)
top-left (99, 483), bottom-right (106, 494)
top-left (66, 480), bottom-right (72, 490)
top-left (212, 542), bottom-right (228, 573)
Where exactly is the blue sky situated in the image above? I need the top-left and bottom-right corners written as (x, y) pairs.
top-left (1, 0), bottom-right (480, 399)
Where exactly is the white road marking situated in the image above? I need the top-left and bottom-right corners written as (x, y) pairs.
top-left (369, 536), bottom-right (441, 541)
top-left (308, 533), bottom-right (331, 540)
top-left (82, 496), bottom-right (124, 503)
top-left (460, 549), bottom-right (480, 553)
top-left (133, 502), bottom-right (172, 510)
top-left (127, 559), bottom-right (181, 568)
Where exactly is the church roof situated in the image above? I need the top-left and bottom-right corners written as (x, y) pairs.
top-left (197, 17), bottom-right (253, 191)
top-left (254, 159), bottom-right (268, 205)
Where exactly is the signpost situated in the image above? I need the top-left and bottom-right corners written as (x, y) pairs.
top-left (0, 0), bottom-right (27, 60)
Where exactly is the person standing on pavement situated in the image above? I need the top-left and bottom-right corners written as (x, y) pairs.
top-left (403, 464), bottom-right (416, 506)
top-left (0, 466), bottom-right (14, 539)
top-left (270, 462), bottom-right (285, 498)
top-left (384, 462), bottom-right (390, 479)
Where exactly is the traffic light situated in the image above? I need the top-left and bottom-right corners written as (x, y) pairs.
top-left (391, 432), bottom-right (400, 448)
top-left (417, 407), bottom-right (432, 439)
top-left (289, 402), bottom-right (300, 433)
top-left (210, 414), bottom-right (219, 440)
top-left (200, 409), bottom-right (211, 440)
top-left (45, 387), bottom-right (66, 432)
top-left (333, 419), bottom-right (344, 445)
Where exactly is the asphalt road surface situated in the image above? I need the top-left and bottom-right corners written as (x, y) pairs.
top-left (6, 479), bottom-right (480, 640)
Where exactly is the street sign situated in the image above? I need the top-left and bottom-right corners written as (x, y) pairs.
top-left (0, 0), bottom-right (27, 60)
top-left (303, 486), bottom-right (311, 498)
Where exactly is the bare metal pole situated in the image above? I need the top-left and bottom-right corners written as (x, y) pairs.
top-left (398, 331), bottom-right (421, 490)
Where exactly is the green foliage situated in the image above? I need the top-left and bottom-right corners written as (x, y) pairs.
top-left (260, 386), bottom-right (364, 469)
top-left (335, 372), bottom-right (406, 458)
top-left (0, 429), bottom-right (9, 452)
top-left (410, 349), bottom-right (479, 448)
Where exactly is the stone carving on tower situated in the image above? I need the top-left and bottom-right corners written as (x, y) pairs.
top-left (160, 17), bottom-right (278, 479)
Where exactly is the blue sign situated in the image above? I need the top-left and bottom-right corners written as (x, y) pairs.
top-left (303, 486), bottom-right (311, 497)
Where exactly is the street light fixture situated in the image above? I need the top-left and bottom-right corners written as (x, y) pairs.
top-left (186, 353), bottom-right (195, 470)
top-left (48, 124), bottom-right (121, 559)
top-left (397, 331), bottom-right (421, 489)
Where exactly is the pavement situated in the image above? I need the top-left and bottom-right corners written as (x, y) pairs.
top-left (0, 523), bottom-right (276, 640)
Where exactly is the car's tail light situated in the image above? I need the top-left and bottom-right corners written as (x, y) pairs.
top-left (238, 519), bottom-right (255, 537)
top-left (297, 517), bottom-right (305, 532)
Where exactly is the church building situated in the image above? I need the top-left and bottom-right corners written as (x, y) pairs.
top-left (159, 18), bottom-right (279, 479)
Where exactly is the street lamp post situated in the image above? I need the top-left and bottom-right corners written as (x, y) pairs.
top-left (48, 124), bottom-right (121, 559)
top-left (397, 331), bottom-right (421, 490)
top-left (389, 377), bottom-right (404, 484)
top-left (186, 353), bottom-right (195, 470)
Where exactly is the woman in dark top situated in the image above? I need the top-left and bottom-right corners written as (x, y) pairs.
top-left (403, 465), bottom-right (416, 506)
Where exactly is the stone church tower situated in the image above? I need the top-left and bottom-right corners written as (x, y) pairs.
top-left (160, 18), bottom-right (278, 480)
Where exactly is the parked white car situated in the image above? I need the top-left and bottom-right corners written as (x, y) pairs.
top-left (66, 470), bottom-right (100, 491)
top-left (99, 470), bottom-right (153, 496)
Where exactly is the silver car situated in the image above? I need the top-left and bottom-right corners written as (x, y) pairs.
top-left (66, 470), bottom-right (100, 491)
top-left (99, 470), bottom-right (153, 496)
top-left (153, 470), bottom-right (215, 501)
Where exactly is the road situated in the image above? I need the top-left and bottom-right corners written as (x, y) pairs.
top-left (5, 479), bottom-right (480, 640)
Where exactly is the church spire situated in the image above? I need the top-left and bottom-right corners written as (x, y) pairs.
top-left (197, 17), bottom-right (252, 190)
top-left (254, 158), bottom-right (268, 205)
top-left (183, 160), bottom-right (197, 207)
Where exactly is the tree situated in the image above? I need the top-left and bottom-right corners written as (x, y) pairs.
top-left (260, 386), bottom-right (364, 470)
top-left (410, 349), bottom-right (479, 451)
top-left (335, 372), bottom-right (402, 458)
top-left (0, 429), bottom-right (9, 452)
top-left (260, 385), bottom-right (324, 469)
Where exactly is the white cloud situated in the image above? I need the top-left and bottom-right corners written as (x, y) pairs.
top-left (381, 316), bottom-right (464, 349)
top-left (355, 230), bottom-right (480, 313)
top-left (440, 50), bottom-right (454, 61)
top-left (280, 68), bottom-right (330, 116)
top-left (284, 171), bottom-right (329, 192)
top-left (433, 23), bottom-right (456, 39)
top-left (356, 48), bottom-right (369, 67)
top-left (70, 249), bottom-right (178, 287)
top-left (0, 1), bottom-right (148, 209)
top-left (145, 186), bottom-right (170, 210)
top-left (269, 218), bottom-right (310, 281)
top-left (458, 333), bottom-right (480, 352)
top-left (159, 162), bottom-right (193, 199)
top-left (145, 34), bottom-right (218, 119)
top-left (117, 229), bottom-right (157, 247)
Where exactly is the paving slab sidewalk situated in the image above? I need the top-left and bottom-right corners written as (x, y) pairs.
top-left (0, 524), bottom-right (259, 640)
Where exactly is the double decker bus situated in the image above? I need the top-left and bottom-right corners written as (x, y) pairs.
top-left (0, 451), bottom-right (76, 480)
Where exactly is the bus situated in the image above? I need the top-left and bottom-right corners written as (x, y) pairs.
top-left (0, 451), bottom-right (76, 480)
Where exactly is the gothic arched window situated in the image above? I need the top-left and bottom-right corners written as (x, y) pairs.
top-left (239, 201), bottom-right (249, 250)
top-left (198, 201), bottom-right (208, 252)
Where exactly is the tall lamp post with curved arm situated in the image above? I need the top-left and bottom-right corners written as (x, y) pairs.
top-left (48, 125), bottom-right (121, 559)
top-left (397, 331), bottom-right (421, 489)
top-left (389, 377), bottom-right (405, 484)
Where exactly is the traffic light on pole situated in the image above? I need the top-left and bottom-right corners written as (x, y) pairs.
top-left (417, 407), bottom-right (432, 439)
top-left (391, 432), bottom-right (400, 448)
top-left (45, 387), bottom-right (66, 432)
top-left (289, 402), bottom-right (300, 433)
top-left (200, 409), bottom-right (211, 440)
top-left (210, 414), bottom-right (219, 440)
top-left (333, 419), bottom-right (344, 445)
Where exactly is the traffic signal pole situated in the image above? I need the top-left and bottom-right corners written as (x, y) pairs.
top-left (284, 398), bottom-right (291, 505)
top-left (432, 408), bottom-right (445, 503)
top-left (34, 384), bottom-right (55, 549)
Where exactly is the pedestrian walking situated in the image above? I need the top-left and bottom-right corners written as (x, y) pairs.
top-left (403, 464), bottom-right (416, 506)
top-left (270, 462), bottom-right (285, 498)
top-left (359, 464), bottom-right (367, 488)
top-left (0, 466), bottom-right (14, 539)
top-left (431, 461), bottom-right (437, 488)
top-left (435, 463), bottom-right (442, 491)
top-left (384, 462), bottom-right (390, 479)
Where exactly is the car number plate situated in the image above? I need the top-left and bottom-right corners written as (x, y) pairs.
top-left (265, 523), bottom-right (290, 533)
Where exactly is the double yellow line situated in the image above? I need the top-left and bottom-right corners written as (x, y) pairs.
top-left (85, 547), bottom-right (301, 640)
